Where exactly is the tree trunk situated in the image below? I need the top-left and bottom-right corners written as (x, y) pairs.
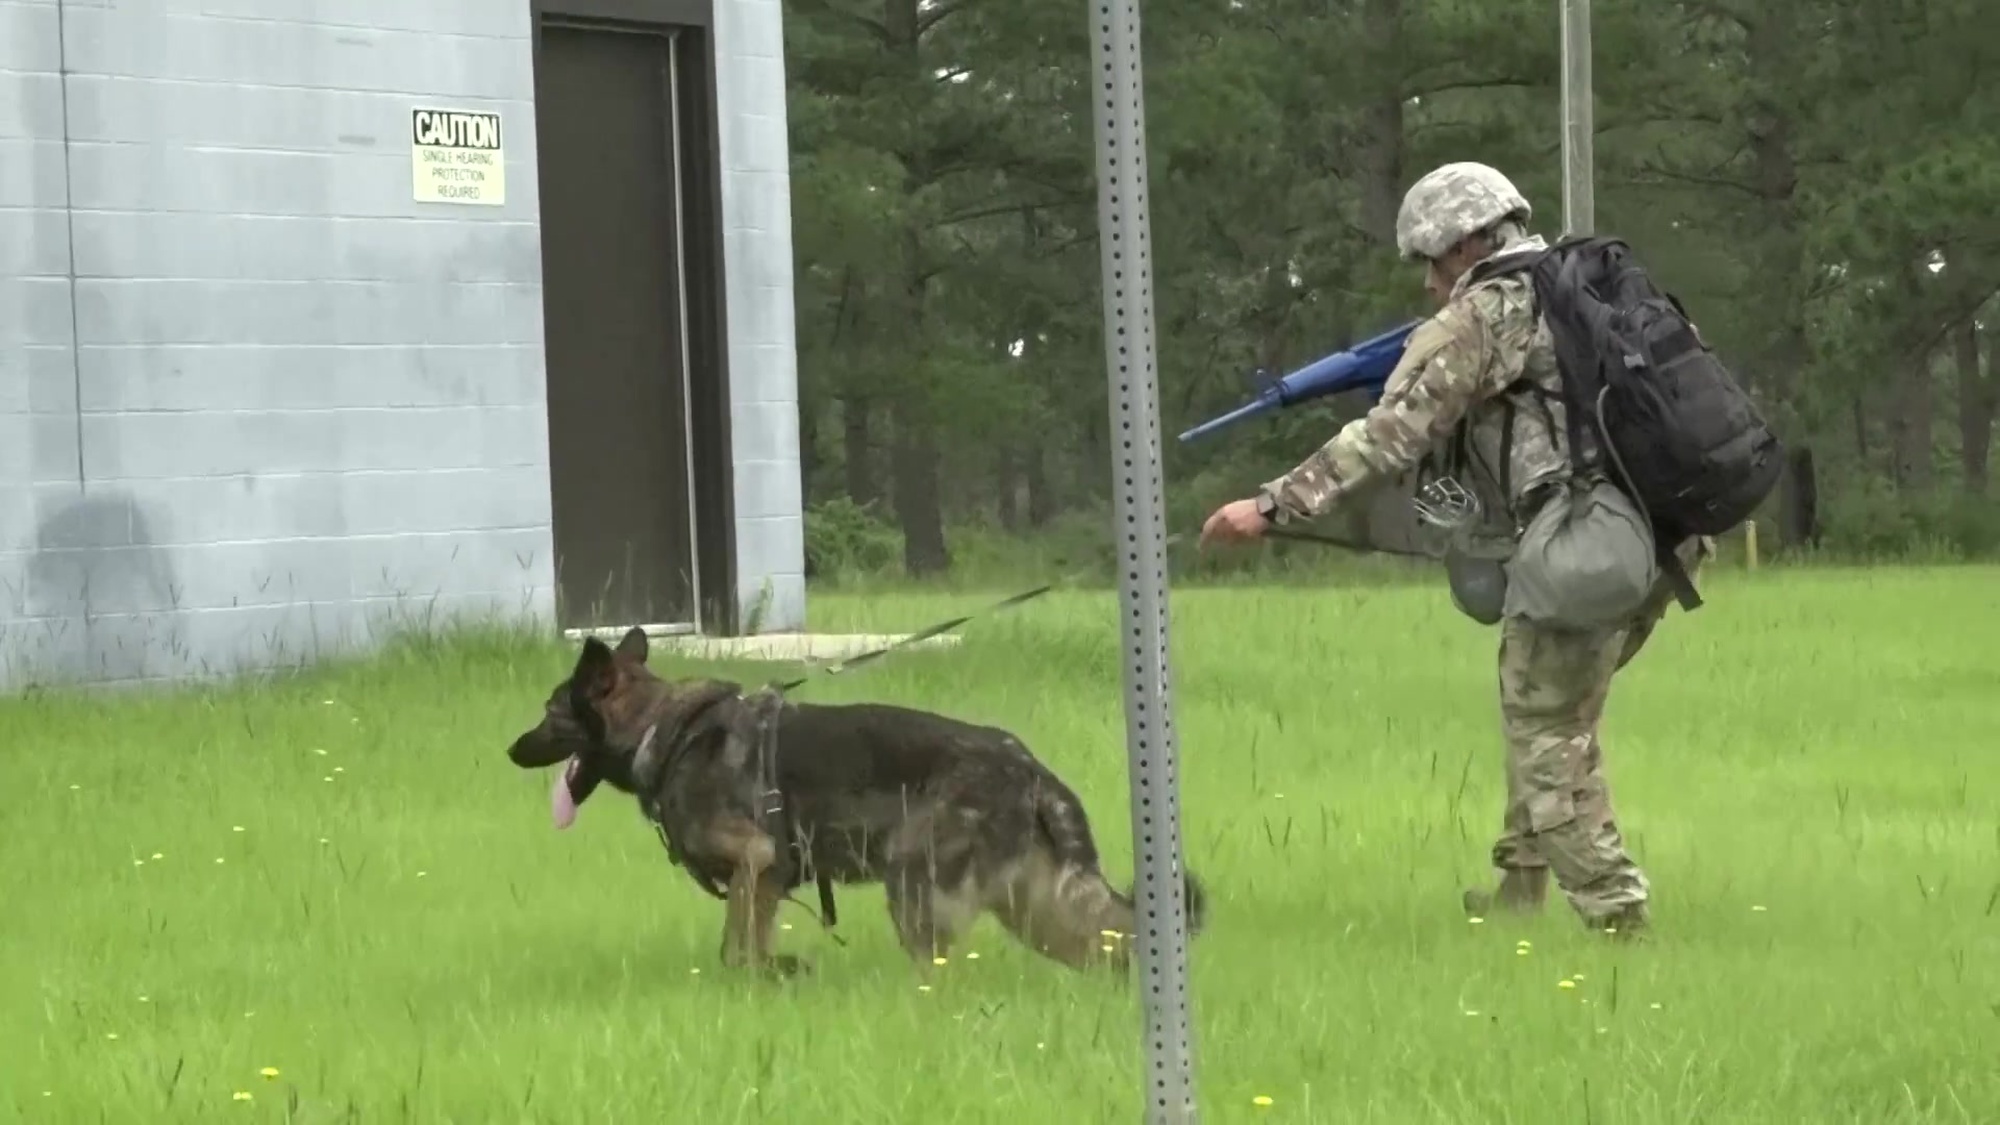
top-left (798, 393), bottom-right (821, 504)
top-left (1743, 6), bottom-right (1807, 421)
top-left (841, 396), bottom-right (878, 507)
top-left (891, 401), bottom-right (950, 575)
top-left (1025, 441), bottom-right (1057, 527)
top-left (879, 0), bottom-right (948, 576)
top-left (1959, 317), bottom-right (1993, 496)
top-left (1076, 409), bottom-right (1109, 507)
top-left (996, 449), bottom-right (1021, 532)
top-left (1779, 445), bottom-right (1820, 548)
top-left (1890, 344), bottom-right (1935, 493)
top-left (1886, 256), bottom-right (1937, 492)
top-left (1355, 0), bottom-right (1404, 247)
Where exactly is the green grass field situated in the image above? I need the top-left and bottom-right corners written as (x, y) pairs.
top-left (4, 567), bottom-right (1997, 1123)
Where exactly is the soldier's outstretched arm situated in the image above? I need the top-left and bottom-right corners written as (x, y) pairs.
top-left (1259, 300), bottom-right (1498, 521)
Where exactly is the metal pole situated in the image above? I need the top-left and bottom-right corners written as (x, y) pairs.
top-left (1086, 0), bottom-right (1199, 1120)
top-left (1560, 0), bottom-right (1594, 236)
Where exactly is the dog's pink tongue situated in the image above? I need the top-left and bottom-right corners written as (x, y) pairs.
top-left (551, 756), bottom-right (580, 830)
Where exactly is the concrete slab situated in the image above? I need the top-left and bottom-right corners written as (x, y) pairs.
top-left (559, 626), bottom-right (961, 663)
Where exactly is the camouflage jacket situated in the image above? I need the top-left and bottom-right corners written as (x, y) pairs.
top-left (1259, 233), bottom-right (1574, 554)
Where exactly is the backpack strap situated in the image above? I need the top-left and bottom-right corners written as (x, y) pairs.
top-left (1661, 550), bottom-right (1704, 611)
top-left (1463, 246), bottom-right (1544, 288)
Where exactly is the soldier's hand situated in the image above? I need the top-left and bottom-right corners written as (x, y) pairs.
top-left (1198, 498), bottom-right (1270, 549)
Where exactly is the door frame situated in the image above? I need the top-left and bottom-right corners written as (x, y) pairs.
top-left (530, 0), bottom-right (741, 637)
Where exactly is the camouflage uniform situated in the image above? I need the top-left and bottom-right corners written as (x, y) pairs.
top-left (1258, 162), bottom-right (1705, 932)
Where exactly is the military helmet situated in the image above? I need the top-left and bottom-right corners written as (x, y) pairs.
top-left (1394, 162), bottom-right (1533, 262)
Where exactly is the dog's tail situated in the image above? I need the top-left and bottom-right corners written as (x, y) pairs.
top-left (1027, 776), bottom-right (1208, 954)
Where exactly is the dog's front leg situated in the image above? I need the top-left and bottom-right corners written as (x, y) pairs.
top-left (715, 820), bottom-right (804, 978)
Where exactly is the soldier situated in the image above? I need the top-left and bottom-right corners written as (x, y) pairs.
top-left (1198, 161), bottom-right (1709, 937)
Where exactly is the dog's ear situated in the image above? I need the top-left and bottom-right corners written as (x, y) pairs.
top-left (570, 636), bottom-right (619, 704)
top-left (615, 626), bottom-right (650, 665)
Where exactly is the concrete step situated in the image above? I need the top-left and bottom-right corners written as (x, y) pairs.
top-left (561, 626), bottom-right (961, 663)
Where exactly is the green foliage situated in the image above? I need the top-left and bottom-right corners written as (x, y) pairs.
top-left (784, 0), bottom-right (2000, 580)
top-left (8, 577), bottom-right (2000, 1118)
top-left (803, 496), bottom-right (903, 582)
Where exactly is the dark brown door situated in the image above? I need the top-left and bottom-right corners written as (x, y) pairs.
top-left (535, 23), bottom-right (701, 630)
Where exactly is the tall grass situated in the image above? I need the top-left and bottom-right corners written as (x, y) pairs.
top-left (3, 569), bottom-right (1997, 1122)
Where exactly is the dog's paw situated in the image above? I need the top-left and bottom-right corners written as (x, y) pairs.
top-left (763, 954), bottom-right (813, 980)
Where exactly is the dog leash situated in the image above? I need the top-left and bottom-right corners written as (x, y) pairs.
top-left (778, 523), bottom-right (1425, 698)
top-left (1264, 525), bottom-right (1438, 560)
top-left (749, 523), bottom-right (1423, 934)
top-left (772, 581), bottom-right (1061, 692)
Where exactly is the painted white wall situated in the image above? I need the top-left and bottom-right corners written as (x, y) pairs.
top-left (713, 0), bottom-right (807, 634)
top-left (0, 0), bottom-right (807, 689)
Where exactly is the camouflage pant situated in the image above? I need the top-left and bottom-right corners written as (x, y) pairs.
top-left (1488, 535), bottom-right (1713, 921)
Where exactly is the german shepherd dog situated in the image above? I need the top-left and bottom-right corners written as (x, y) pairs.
top-left (506, 627), bottom-right (1206, 977)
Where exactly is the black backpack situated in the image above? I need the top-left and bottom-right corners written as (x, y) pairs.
top-left (1473, 236), bottom-right (1784, 612)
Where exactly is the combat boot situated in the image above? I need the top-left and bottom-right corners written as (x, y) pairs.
top-left (1585, 903), bottom-right (1649, 941)
top-left (1461, 866), bottom-right (1549, 917)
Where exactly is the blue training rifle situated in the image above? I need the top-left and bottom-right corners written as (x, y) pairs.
top-left (1176, 318), bottom-right (1420, 443)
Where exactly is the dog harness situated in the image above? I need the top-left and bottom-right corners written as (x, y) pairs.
top-left (743, 686), bottom-right (842, 931)
top-left (635, 688), bottom-right (840, 933)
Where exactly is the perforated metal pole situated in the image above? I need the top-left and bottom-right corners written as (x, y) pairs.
top-left (1087, 0), bottom-right (1198, 1120)
top-left (1560, 0), bottom-right (1594, 235)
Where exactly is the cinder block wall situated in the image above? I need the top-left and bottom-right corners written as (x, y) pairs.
top-left (714, 0), bottom-right (806, 634)
top-left (0, 0), bottom-right (555, 688)
top-left (0, 0), bottom-right (86, 683)
top-left (0, 0), bottom-right (807, 689)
